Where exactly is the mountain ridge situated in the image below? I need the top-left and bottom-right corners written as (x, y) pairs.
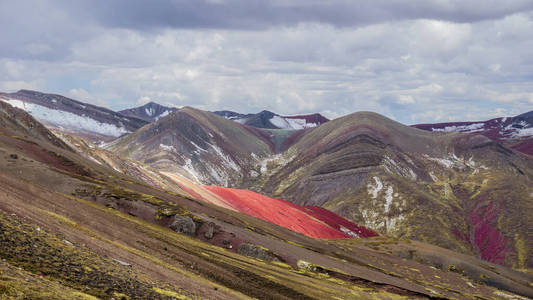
top-left (413, 111), bottom-right (533, 155)
top-left (1, 89), bottom-right (532, 271)
top-left (119, 101), bottom-right (178, 122)
top-left (212, 109), bottom-right (329, 130)
top-left (0, 89), bottom-right (148, 142)
top-left (0, 96), bottom-right (532, 298)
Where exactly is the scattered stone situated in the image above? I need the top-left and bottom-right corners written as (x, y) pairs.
top-left (112, 258), bottom-right (132, 267)
top-left (204, 222), bottom-right (215, 239)
top-left (237, 243), bottom-right (279, 262)
top-left (169, 215), bottom-right (196, 236)
top-left (297, 260), bottom-right (326, 273)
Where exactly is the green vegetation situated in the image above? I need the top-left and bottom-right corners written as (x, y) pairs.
top-left (0, 211), bottom-right (180, 299)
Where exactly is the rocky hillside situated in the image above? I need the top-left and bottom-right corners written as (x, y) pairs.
top-left (105, 106), bottom-right (533, 270)
top-left (4, 100), bottom-right (532, 299)
top-left (251, 112), bottom-right (533, 270)
top-left (106, 107), bottom-right (274, 186)
top-left (0, 90), bottom-right (148, 142)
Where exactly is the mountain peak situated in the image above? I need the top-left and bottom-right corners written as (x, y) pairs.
top-left (212, 109), bottom-right (328, 130)
top-left (119, 102), bottom-right (178, 122)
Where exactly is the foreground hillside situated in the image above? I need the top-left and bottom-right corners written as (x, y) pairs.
top-left (1, 98), bottom-right (532, 298)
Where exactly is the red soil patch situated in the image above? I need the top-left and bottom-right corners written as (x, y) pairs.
top-left (470, 203), bottom-right (508, 264)
top-left (204, 186), bottom-right (375, 239)
top-left (297, 206), bottom-right (378, 238)
top-left (511, 138), bottom-right (533, 155)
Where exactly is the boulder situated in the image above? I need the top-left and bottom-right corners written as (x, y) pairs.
top-left (204, 222), bottom-right (215, 239)
top-left (169, 215), bottom-right (196, 236)
top-left (237, 243), bottom-right (279, 262)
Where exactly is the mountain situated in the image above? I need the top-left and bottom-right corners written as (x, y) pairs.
top-left (414, 111), bottom-right (533, 155)
top-left (1, 100), bottom-right (532, 299)
top-left (251, 111), bottom-right (533, 269)
top-left (213, 109), bottom-right (329, 130)
top-left (119, 101), bottom-right (178, 122)
top-left (105, 105), bottom-right (533, 270)
top-left (106, 107), bottom-right (274, 186)
top-left (0, 89), bottom-right (148, 142)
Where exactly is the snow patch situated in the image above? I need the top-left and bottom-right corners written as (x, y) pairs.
top-left (424, 155), bottom-right (455, 168)
top-left (155, 110), bottom-right (169, 121)
top-left (1, 98), bottom-right (129, 137)
top-left (384, 186), bottom-right (394, 213)
top-left (387, 215), bottom-right (405, 232)
top-left (181, 158), bottom-right (201, 183)
top-left (209, 143), bottom-right (240, 172)
top-left (270, 115), bottom-right (318, 130)
top-left (361, 209), bottom-right (385, 230)
top-left (190, 141), bottom-right (207, 153)
top-left (367, 176), bottom-right (383, 198)
top-left (429, 172), bottom-right (439, 182)
top-left (270, 115), bottom-right (291, 129)
top-left (159, 144), bottom-right (177, 153)
top-left (383, 156), bottom-right (417, 180)
top-left (424, 154), bottom-right (488, 173)
top-left (508, 126), bottom-right (533, 138)
top-left (432, 123), bottom-right (485, 133)
top-left (145, 107), bottom-right (153, 117)
top-left (339, 226), bottom-right (360, 238)
top-left (286, 118), bottom-right (317, 129)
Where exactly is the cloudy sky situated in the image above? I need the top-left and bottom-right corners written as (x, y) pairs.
top-left (1, 0), bottom-right (533, 123)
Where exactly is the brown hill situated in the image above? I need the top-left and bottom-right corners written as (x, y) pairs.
top-left (252, 111), bottom-right (533, 270)
top-left (1, 98), bottom-right (532, 299)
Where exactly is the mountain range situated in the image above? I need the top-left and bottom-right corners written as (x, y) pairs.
top-left (413, 112), bottom-right (533, 155)
top-left (0, 90), bottom-right (148, 142)
top-left (212, 110), bottom-right (329, 130)
top-left (0, 89), bottom-right (532, 299)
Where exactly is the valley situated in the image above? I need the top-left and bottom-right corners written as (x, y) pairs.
top-left (0, 90), bottom-right (532, 299)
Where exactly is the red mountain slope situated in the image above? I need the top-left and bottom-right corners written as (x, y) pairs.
top-left (204, 186), bottom-right (377, 239)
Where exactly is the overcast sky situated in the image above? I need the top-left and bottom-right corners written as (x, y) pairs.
top-left (1, 0), bottom-right (533, 123)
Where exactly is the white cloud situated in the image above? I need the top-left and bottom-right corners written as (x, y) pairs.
top-left (0, 81), bottom-right (36, 92)
top-left (137, 96), bottom-right (152, 105)
top-left (67, 88), bottom-right (108, 107)
top-left (397, 95), bottom-right (416, 104)
top-left (0, 3), bottom-right (532, 124)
